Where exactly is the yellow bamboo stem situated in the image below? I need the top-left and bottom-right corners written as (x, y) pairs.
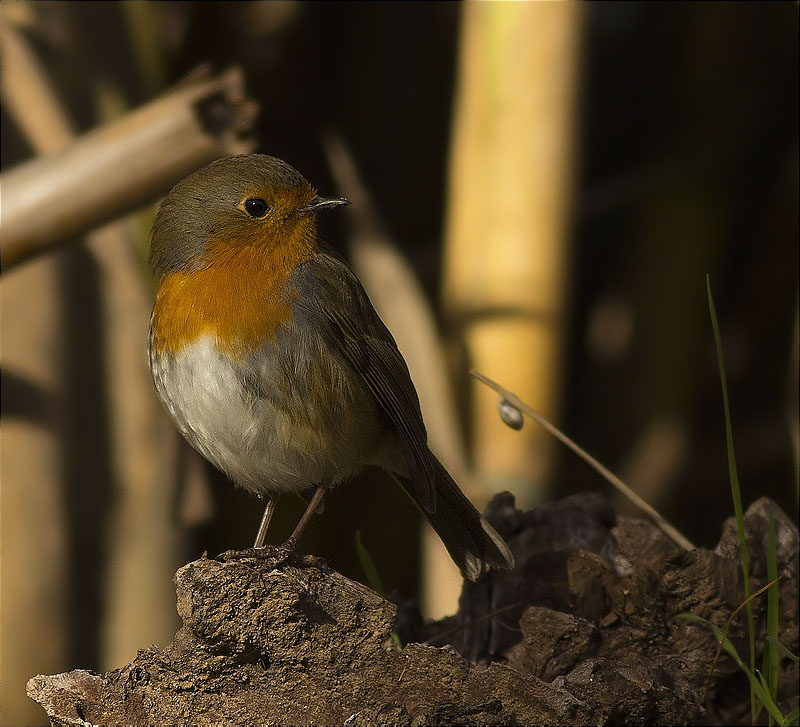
top-left (443, 2), bottom-right (582, 506)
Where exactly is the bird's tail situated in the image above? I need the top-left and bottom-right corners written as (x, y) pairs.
top-left (399, 458), bottom-right (515, 581)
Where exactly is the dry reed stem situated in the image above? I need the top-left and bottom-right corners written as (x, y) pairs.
top-left (471, 369), bottom-right (695, 552)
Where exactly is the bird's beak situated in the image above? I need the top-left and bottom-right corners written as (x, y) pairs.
top-left (298, 196), bottom-right (350, 215)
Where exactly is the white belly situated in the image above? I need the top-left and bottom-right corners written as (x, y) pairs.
top-left (150, 335), bottom-right (397, 496)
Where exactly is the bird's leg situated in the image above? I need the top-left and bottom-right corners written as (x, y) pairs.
top-left (279, 485), bottom-right (326, 555)
top-left (252, 496), bottom-right (276, 549)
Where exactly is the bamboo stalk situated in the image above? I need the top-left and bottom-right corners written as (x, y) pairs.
top-left (0, 18), bottom-right (75, 725)
top-left (1, 65), bottom-right (257, 270)
top-left (442, 2), bottom-right (582, 506)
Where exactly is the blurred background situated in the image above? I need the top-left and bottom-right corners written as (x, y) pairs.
top-left (1, 2), bottom-right (797, 724)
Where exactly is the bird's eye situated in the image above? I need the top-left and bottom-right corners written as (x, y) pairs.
top-left (244, 198), bottom-right (270, 218)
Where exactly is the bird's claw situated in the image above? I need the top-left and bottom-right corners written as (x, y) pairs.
top-left (215, 541), bottom-right (298, 566)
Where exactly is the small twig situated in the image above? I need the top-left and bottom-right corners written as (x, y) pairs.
top-left (470, 369), bottom-right (695, 551)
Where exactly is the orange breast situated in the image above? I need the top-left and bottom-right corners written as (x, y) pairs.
top-left (150, 232), bottom-right (314, 358)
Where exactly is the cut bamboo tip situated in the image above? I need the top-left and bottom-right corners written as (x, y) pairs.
top-left (0, 67), bottom-right (258, 271)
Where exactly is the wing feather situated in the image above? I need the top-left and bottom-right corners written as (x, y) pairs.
top-left (292, 250), bottom-right (437, 511)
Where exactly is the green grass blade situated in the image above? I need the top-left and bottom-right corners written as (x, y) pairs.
top-left (763, 511), bottom-right (780, 725)
top-left (765, 636), bottom-right (799, 662)
top-left (355, 531), bottom-right (387, 597)
top-left (355, 531), bottom-right (402, 648)
top-left (754, 671), bottom-right (791, 725)
top-left (781, 707), bottom-right (799, 726)
top-left (714, 635), bottom-right (785, 724)
top-left (707, 276), bottom-right (756, 721)
top-left (677, 610), bottom-right (790, 723)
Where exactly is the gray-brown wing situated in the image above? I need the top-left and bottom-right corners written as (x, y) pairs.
top-left (292, 250), bottom-right (436, 511)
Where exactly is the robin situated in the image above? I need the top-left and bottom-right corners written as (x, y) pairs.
top-left (148, 154), bottom-right (514, 581)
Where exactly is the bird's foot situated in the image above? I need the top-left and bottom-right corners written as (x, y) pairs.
top-left (215, 539), bottom-right (299, 567)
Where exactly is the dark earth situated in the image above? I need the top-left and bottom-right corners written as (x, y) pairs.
top-left (28, 493), bottom-right (799, 726)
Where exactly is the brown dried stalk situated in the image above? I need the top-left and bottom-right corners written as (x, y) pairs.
top-left (1, 66), bottom-right (257, 270)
